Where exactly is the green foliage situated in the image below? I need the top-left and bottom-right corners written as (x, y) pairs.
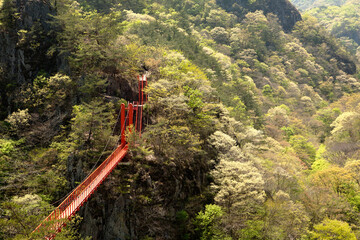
top-left (306, 2), bottom-right (360, 49)
top-left (0, 194), bottom-right (91, 240)
top-left (281, 126), bottom-right (295, 140)
top-left (235, 11), bottom-right (284, 60)
top-left (315, 107), bottom-right (341, 140)
top-left (348, 194), bottom-right (360, 212)
top-left (176, 210), bottom-right (190, 240)
top-left (0, 138), bottom-right (21, 155)
top-left (0, 0), bottom-right (16, 30)
top-left (211, 159), bottom-right (265, 213)
top-left (69, 99), bottom-right (116, 148)
top-left (264, 191), bottom-right (310, 239)
top-left (53, 215), bottom-right (92, 240)
top-left (206, 9), bottom-right (236, 28)
top-left (128, 20), bottom-right (222, 76)
top-left (227, 96), bottom-right (248, 123)
top-left (78, 75), bottom-right (108, 100)
top-left (55, 1), bottom-right (123, 56)
top-left (176, 210), bottom-right (189, 222)
top-left (262, 84), bottom-right (273, 97)
top-left (293, 15), bottom-right (356, 78)
top-left (217, 76), bottom-right (263, 127)
top-left (266, 106), bottom-right (290, 128)
top-left (183, 86), bottom-right (204, 112)
top-left (330, 112), bottom-right (360, 143)
top-left (0, 194), bottom-right (51, 239)
top-left (27, 169), bottom-right (67, 201)
top-left (17, 73), bottom-right (74, 114)
top-left (145, 50), bottom-right (216, 140)
top-left (208, 131), bottom-right (236, 153)
top-left (238, 220), bottom-right (264, 239)
top-left (194, 204), bottom-right (228, 240)
top-left (345, 160), bottom-right (360, 188)
top-left (144, 120), bottom-right (203, 164)
top-left (312, 166), bottom-right (356, 195)
top-left (291, 0), bottom-right (347, 11)
top-left (210, 27), bottom-right (230, 44)
top-left (309, 218), bottom-right (356, 240)
top-left (5, 109), bottom-right (31, 133)
top-left (289, 135), bottom-right (316, 167)
top-left (311, 144), bottom-right (330, 172)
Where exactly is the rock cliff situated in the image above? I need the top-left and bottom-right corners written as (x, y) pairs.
top-left (0, 0), bottom-right (57, 115)
top-left (0, 0), bottom-right (57, 84)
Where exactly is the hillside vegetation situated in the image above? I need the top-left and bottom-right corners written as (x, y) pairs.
top-left (291, 0), bottom-right (360, 61)
top-left (290, 0), bottom-right (347, 11)
top-left (306, 2), bottom-right (360, 59)
top-left (1, 0), bottom-right (360, 239)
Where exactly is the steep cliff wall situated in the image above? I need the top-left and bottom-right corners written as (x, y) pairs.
top-left (0, 0), bottom-right (57, 115)
top-left (0, 0), bottom-right (57, 84)
top-left (74, 154), bottom-right (209, 240)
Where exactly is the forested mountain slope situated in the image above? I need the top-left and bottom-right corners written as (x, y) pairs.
top-left (290, 0), bottom-right (360, 79)
top-left (1, 0), bottom-right (360, 239)
top-left (290, 0), bottom-right (347, 11)
top-left (306, 1), bottom-right (360, 58)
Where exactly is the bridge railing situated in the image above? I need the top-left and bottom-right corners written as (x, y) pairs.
top-left (33, 74), bottom-right (147, 238)
top-left (34, 103), bottom-right (134, 234)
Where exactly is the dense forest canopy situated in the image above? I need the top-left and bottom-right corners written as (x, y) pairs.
top-left (1, 0), bottom-right (360, 239)
top-left (290, 0), bottom-right (347, 11)
top-left (290, 0), bottom-right (360, 92)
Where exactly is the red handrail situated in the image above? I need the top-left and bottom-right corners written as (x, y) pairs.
top-left (33, 75), bottom-right (148, 238)
top-left (34, 103), bottom-right (133, 237)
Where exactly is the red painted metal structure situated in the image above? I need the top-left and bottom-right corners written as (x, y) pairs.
top-left (33, 75), bottom-right (147, 239)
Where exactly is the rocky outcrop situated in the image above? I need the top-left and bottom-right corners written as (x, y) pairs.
top-left (216, 0), bottom-right (302, 32)
top-left (0, 0), bottom-right (57, 84)
top-left (72, 154), bottom-right (209, 240)
top-left (0, 0), bottom-right (57, 116)
top-left (335, 54), bottom-right (357, 75)
top-left (258, 0), bottom-right (302, 31)
top-left (79, 188), bottom-right (135, 240)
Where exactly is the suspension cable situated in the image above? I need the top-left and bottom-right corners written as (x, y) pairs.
top-left (50, 102), bottom-right (128, 206)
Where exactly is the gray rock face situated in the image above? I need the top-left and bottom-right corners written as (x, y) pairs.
top-left (216, 0), bottom-right (302, 32)
top-left (70, 156), bottom-right (208, 240)
top-left (0, 0), bottom-right (56, 85)
top-left (80, 193), bottom-right (135, 240)
top-left (260, 0), bottom-right (302, 32)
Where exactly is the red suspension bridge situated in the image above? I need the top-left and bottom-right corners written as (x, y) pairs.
top-left (33, 75), bottom-right (148, 239)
